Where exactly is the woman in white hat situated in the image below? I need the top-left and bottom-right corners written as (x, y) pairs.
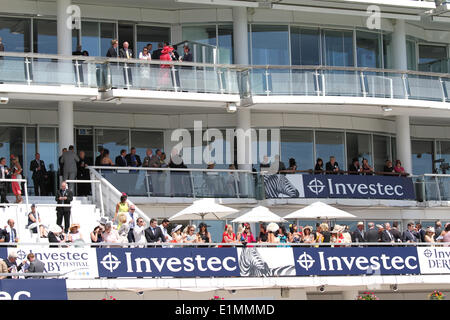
top-left (302, 226), bottom-right (315, 244)
top-left (330, 225), bottom-right (344, 247)
top-left (425, 226), bottom-right (435, 243)
top-left (170, 224), bottom-right (183, 243)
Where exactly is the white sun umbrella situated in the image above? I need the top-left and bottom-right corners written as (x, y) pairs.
top-left (232, 206), bottom-right (286, 223)
top-left (284, 201), bottom-right (356, 220)
top-left (169, 198), bottom-right (238, 221)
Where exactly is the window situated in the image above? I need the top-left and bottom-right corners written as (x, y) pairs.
top-left (412, 140), bottom-right (434, 175)
top-left (136, 25), bottom-right (170, 57)
top-left (251, 25), bottom-right (289, 65)
top-left (218, 25), bottom-right (233, 64)
top-left (33, 19), bottom-right (57, 54)
top-left (356, 31), bottom-right (381, 68)
top-left (281, 130), bottom-right (314, 171)
top-left (322, 30), bottom-right (354, 67)
top-left (436, 141), bottom-right (450, 174)
top-left (72, 21), bottom-right (102, 56)
top-left (290, 27), bottom-right (320, 65)
top-left (0, 17), bottom-right (31, 52)
top-left (346, 132), bottom-right (373, 170)
top-left (418, 44), bottom-right (447, 73)
top-left (383, 33), bottom-right (392, 69)
top-left (406, 40), bottom-right (417, 71)
top-left (0, 127), bottom-right (24, 167)
top-left (95, 129), bottom-right (129, 162)
top-left (25, 127), bottom-right (37, 188)
top-left (100, 23), bottom-right (116, 57)
top-left (39, 127), bottom-right (58, 177)
top-left (315, 131), bottom-right (345, 170)
top-left (130, 131), bottom-right (164, 160)
top-left (373, 135), bottom-right (392, 172)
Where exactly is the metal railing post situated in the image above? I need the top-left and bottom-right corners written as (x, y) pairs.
top-left (189, 171), bottom-right (196, 199)
top-left (264, 67), bottom-right (271, 96)
top-left (124, 62), bottom-right (130, 88)
top-left (98, 181), bottom-right (105, 217)
top-left (360, 71), bottom-right (367, 97)
top-left (74, 59), bottom-right (82, 87)
top-left (25, 57), bottom-right (32, 85)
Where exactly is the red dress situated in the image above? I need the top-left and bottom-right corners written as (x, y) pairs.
top-left (159, 46), bottom-right (173, 88)
top-left (11, 167), bottom-right (21, 196)
top-left (220, 232), bottom-right (236, 248)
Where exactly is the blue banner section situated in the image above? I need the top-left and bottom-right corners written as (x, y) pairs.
top-left (0, 279), bottom-right (67, 300)
top-left (0, 248), bottom-right (7, 260)
top-left (293, 247), bottom-right (421, 276)
top-left (302, 175), bottom-right (415, 200)
top-left (96, 248), bottom-right (240, 278)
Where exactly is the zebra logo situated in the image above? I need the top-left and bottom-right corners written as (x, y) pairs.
top-left (307, 178), bottom-right (325, 195)
top-left (239, 247), bottom-right (295, 277)
top-left (264, 175), bottom-right (299, 198)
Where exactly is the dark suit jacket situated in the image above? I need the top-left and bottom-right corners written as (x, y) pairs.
top-left (30, 159), bottom-right (47, 179)
top-left (55, 189), bottom-right (73, 213)
top-left (106, 46), bottom-right (119, 58)
top-left (115, 155), bottom-right (127, 167)
top-left (390, 228), bottom-right (402, 242)
top-left (351, 229), bottom-right (366, 242)
top-left (381, 230), bottom-right (395, 242)
top-left (326, 161), bottom-right (339, 173)
top-left (348, 164), bottom-right (360, 175)
top-left (4, 228), bottom-right (17, 243)
top-left (183, 53), bottom-right (193, 62)
top-left (119, 48), bottom-right (133, 59)
top-left (152, 48), bottom-right (162, 60)
top-left (402, 229), bottom-right (419, 242)
top-left (144, 226), bottom-right (166, 243)
top-left (365, 228), bottom-right (380, 243)
top-left (28, 259), bottom-right (45, 275)
top-left (125, 154), bottom-right (142, 167)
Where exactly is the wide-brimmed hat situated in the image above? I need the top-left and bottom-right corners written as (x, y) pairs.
top-left (69, 223), bottom-right (80, 231)
top-left (49, 224), bottom-right (63, 234)
top-left (303, 225), bottom-right (313, 232)
top-left (266, 222), bottom-right (279, 233)
top-left (357, 222), bottom-right (364, 226)
top-left (172, 224), bottom-right (182, 233)
top-left (426, 226), bottom-right (435, 233)
top-left (331, 224), bottom-right (343, 233)
top-left (98, 217), bottom-right (109, 225)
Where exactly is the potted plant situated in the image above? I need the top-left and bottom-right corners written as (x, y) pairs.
top-left (428, 290), bottom-right (446, 300)
top-left (356, 292), bottom-right (380, 300)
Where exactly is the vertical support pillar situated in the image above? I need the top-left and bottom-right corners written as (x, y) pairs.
top-left (396, 115), bottom-right (412, 175)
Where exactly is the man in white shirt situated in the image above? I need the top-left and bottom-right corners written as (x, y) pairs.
top-left (133, 217), bottom-right (147, 247)
top-left (159, 218), bottom-right (172, 242)
top-left (0, 157), bottom-right (10, 203)
top-left (126, 205), bottom-right (137, 242)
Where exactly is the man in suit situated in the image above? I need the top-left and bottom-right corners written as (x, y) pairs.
top-left (348, 158), bottom-right (361, 175)
top-left (365, 222), bottom-right (380, 243)
top-left (119, 41), bottom-right (133, 59)
top-left (115, 149), bottom-right (128, 167)
top-left (125, 147), bottom-right (142, 167)
top-left (77, 150), bottom-right (90, 196)
top-left (402, 222), bottom-right (419, 243)
top-left (55, 181), bottom-right (73, 233)
top-left (61, 145), bottom-right (79, 192)
top-left (142, 149), bottom-right (153, 167)
top-left (325, 156), bottom-right (340, 174)
top-left (152, 42), bottom-right (163, 60)
top-left (25, 253), bottom-right (46, 278)
top-left (58, 148), bottom-right (67, 182)
top-left (381, 222), bottom-right (395, 243)
top-left (0, 251), bottom-right (24, 279)
top-left (30, 153), bottom-right (47, 196)
top-left (106, 39), bottom-right (119, 58)
top-left (182, 45), bottom-right (193, 62)
top-left (0, 157), bottom-right (10, 203)
top-left (4, 219), bottom-right (18, 244)
top-left (351, 221), bottom-right (366, 243)
top-left (391, 221), bottom-right (402, 242)
top-left (416, 223), bottom-right (426, 242)
top-left (435, 220), bottom-right (443, 241)
top-left (145, 218), bottom-right (166, 244)
top-left (95, 147), bottom-right (104, 166)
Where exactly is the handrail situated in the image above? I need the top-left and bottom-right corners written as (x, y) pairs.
top-left (173, 39), bottom-right (218, 49)
top-left (1, 51), bottom-right (450, 78)
top-left (274, 169), bottom-right (410, 176)
top-left (91, 166), bottom-right (254, 173)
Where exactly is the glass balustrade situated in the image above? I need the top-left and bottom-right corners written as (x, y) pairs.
top-left (0, 57), bottom-right (28, 83)
top-left (97, 168), bottom-right (256, 199)
top-left (413, 175), bottom-right (450, 202)
top-left (408, 75), bottom-right (444, 102)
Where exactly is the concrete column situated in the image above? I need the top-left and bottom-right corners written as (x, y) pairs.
top-left (396, 115), bottom-right (413, 175)
top-left (232, 7), bottom-right (249, 66)
top-left (392, 19), bottom-right (407, 71)
top-left (57, 0), bottom-right (74, 149)
top-left (342, 289), bottom-right (359, 300)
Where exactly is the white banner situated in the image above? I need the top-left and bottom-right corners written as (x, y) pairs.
top-left (237, 247), bottom-right (296, 277)
top-left (417, 247), bottom-right (450, 274)
top-left (9, 247), bottom-right (98, 279)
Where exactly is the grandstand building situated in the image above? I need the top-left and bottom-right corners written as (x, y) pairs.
top-left (0, 0), bottom-right (450, 300)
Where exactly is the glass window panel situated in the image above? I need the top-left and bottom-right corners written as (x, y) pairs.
top-left (346, 132), bottom-right (373, 170)
top-left (218, 25), bottom-right (233, 64)
top-left (418, 44), bottom-right (447, 72)
top-left (315, 131), bottom-right (345, 169)
top-left (100, 22), bottom-right (116, 57)
top-left (0, 127), bottom-right (23, 168)
top-left (95, 129), bottom-right (129, 162)
top-left (26, 127), bottom-right (37, 189)
top-left (39, 127), bottom-right (58, 195)
top-left (290, 27), bottom-right (320, 66)
top-left (251, 25), bottom-right (289, 65)
top-left (412, 140), bottom-right (434, 175)
top-left (323, 29), bottom-right (354, 67)
top-left (0, 17), bottom-right (31, 52)
top-left (136, 25), bottom-right (170, 57)
top-left (118, 24), bottom-right (134, 54)
top-left (383, 33), bottom-right (392, 69)
top-left (436, 141), bottom-right (450, 174)
top-left (373, 135), bottom-right (391, 172)
top-left (356, 31), bottom-right (381, 68)
top-left (406, 40), bottom-right (417, 71)
top-left (391, 137), bottom-right (397, 163)
top-left (33, 19), bottom-right (57, 54)
top-left (281, 130), bottom-right (314, 171)
top-left (182, 25), bottom-right (217, 46)
top-left (130, 130), bottom-right (164, 160)
top-left (72, 21), bottom-right (100, 57)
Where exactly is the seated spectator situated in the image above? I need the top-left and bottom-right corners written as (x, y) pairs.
top-left (348, 157), bottom-right (361, 175)
top-left (394, 160), bottom-right (405, 174)
top-left (48, 225), bottom-right (66, 248)
top-left (197, 222), bottom-right (211, 244)
top-left (90, 226), bottom-right (104, 244)
top-left (24, 253), bottom-right (45, 278)
top-left (68, 223), bottom-right (83, 243)
top-left (325, 156), bottom-right (339, 174)
top-left (239, 223), bottom-right (256, 244)
top-left (361, 158), bottom-right (374, 175)
top-left (302, 226), bottom-right (315, 244)
top-left (102, 221), bottom-right (121, 247)
top-left (133, 217), bottom-right (147, 247)
top-left (27, 204), bottom-right (46, 237)
top-left (115, 149), bottom-right (127, 167)
top-left (170, 224), bottom-right (183, 243)
top-left (287, 158), bottom-right (297, 172)
top-left (424, 227), bottom-right (435, 243)
top-left (258, 223), bottom-right (268, 242)
top-left (0, 251), bottom-right (24, 279)
top-left (383, 160), bottom-right (395, 174)
top-left (314, 158), bottom-right (324, 174)
top-left (183, 225), bottom-right (198, 243)
top-left (4, 218), bottom-right (18, 244)
top-left (222, 224), bottom-right (236, 244)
